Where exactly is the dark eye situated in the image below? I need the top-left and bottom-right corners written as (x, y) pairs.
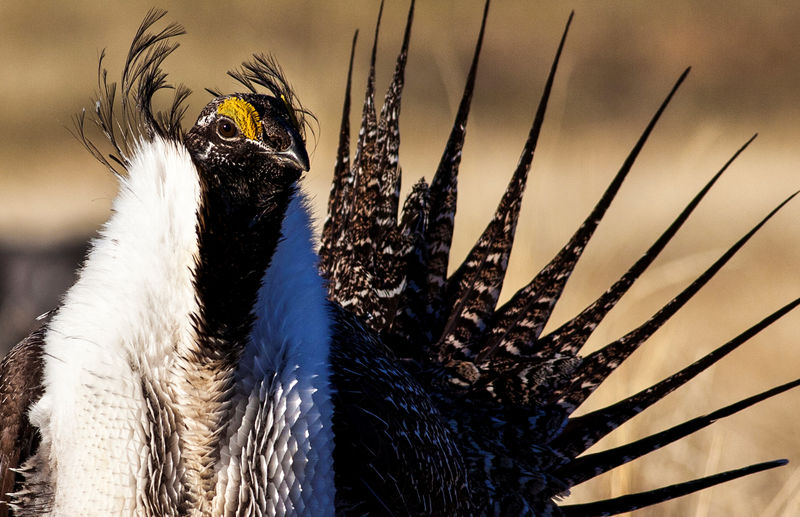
top-left (217, 118), bottom-right (238, 139)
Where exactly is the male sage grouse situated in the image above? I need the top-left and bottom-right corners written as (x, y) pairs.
top-left (1, 3), bottom-right (798, 516)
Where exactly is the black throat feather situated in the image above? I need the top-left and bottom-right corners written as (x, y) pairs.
top-left (191, 162), bottom-right (298, 366)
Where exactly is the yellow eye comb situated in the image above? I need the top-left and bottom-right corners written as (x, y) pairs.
top-left (216, 97), bottom-right (262, 140)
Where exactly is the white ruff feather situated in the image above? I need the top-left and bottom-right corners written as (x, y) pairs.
top-left (30, 138), bottom-right (202, 516)
top-left (26, 138), bottom-right (336, 516)
top-left (214, 189), bottom-right (336, 516)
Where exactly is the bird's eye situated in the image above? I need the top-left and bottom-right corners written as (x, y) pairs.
top-left (217, 118), bottom-right (239, 139)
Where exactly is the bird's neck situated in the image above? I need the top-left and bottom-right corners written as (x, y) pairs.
top-left (177, 178), bottom-right (336, 514)
top-left (192, 182), bottom-right (296, 362)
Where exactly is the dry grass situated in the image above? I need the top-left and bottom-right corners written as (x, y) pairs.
top-left (2, 2), bottom-right (800, 515)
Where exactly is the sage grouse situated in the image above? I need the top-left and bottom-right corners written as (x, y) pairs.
top-left (1, 3), bottom-right (798, 516)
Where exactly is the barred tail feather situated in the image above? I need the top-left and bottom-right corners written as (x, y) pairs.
top-left (424, 0), bottom-right (491, 324)
top-left (438, 12), bottom-right (573, 368)
top-left (317, 2), bottom-right (799, 514)
top-left (555, 379), bottom-right (800, 490)
top-left (552, 296), bottom-right (800, 459)
top-left (483, 67), bottom-right (689, 365)
top-left (531, 135), bottom-right (757, 362)
top-left (320, 30), bottom-right (358, 276)
top-left (558, 190), bottom-right (798, 413)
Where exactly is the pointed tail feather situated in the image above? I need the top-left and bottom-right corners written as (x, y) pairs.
top-left (325, 0), bottom-right (402, 330)
top-left (559, 460), bottom-right (788, 517)
top-left (558, 191), bottom-right (799, 412)
top-left (323, 3), bottom-right (383, 304)
top-left (425, 0), bottom-right (492, 320)
top-left (435, 13), bottom-right (574, 366)
top-left (373, 0), bottom-right (414, 234)
top-left (348, 0), bottom-right (383, 226)
top-left (536, 135), bottom-right (758, 360)
top-left (556, 378), bottom-right (800, 489)
top-left (551, 296), bottom-right (800, 459)
top-left (353, 0), bottom-right (416, 333)
top-left (320, 30), bottom-right (358, 275)
top-left (391, 179), bottom-right (434, 355)
top-left (479, 67), bottom-right (690, 365)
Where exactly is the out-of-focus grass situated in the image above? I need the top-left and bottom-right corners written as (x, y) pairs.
top-left (1, 2), bottom-right (800, 515)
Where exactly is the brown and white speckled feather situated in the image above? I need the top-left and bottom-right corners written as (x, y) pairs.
top-left (436, 13), bottom-right (572, 370)
top-left (567, 297), bottom-right (800, 453)
top-left (320, 31), bottom-right (358, 278)
top-left (138, 379), bottom-right (185, 517)
top-left (485, 136), bottom-right (766, 411)
top-left (324, 1), bottom-right (417, 336)
top-left (324, 2), bottom-right (381, 322)
top-left (483, 67), bottom-right (689, 370)
top-left (557, 191), bottom-right (798, 414)
top-left (423, 0), bottom-right (490, 327)
top-left (390, 179), bottom-right (433, 353)
top-left (318, 1), bottom-right (800, 514)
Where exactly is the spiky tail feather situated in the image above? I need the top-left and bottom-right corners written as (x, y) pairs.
top-left (319, 1), bottom-right (798, 513)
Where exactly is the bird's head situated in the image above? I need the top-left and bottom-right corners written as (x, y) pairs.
top-left (185, 93), bottom-right (309, 214)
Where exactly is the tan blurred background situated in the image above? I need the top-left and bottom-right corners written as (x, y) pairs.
top-left (2, 1), bottom-right (800, 515)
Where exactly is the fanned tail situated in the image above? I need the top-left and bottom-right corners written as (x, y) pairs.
top-left (318, 1), bottom-right (799, 514)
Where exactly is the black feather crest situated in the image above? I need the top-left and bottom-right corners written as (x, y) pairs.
top-left (227, 53), bottom-right (315, 142)
top-left (73, 8), bottom-right (190, 176)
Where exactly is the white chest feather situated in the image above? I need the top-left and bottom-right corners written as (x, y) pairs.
top-left (30, 138), bottom-right (202, 516)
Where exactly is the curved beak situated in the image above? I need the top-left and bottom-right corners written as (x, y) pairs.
top-left (280, 131), bottom-right (310, 172)
top-left (264, 118), bottom-right (310, 172)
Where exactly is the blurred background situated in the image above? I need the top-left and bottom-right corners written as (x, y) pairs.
top-left (2, 1), bottom-right (800, 514)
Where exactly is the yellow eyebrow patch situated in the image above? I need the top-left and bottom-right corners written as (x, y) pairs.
top-left (216, 97), bottom-right (262, 140)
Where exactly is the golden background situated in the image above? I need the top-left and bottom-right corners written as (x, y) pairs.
top-left (1, 1), bottom-right (800, 514)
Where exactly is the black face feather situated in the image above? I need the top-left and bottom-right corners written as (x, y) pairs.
top-left (186, 93), bottom-right (308, 212)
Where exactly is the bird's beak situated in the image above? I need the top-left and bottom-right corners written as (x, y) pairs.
top-left (280, 131), bottom-right (310, 172)
top-left (261, 118), bottom-right (310, 172)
